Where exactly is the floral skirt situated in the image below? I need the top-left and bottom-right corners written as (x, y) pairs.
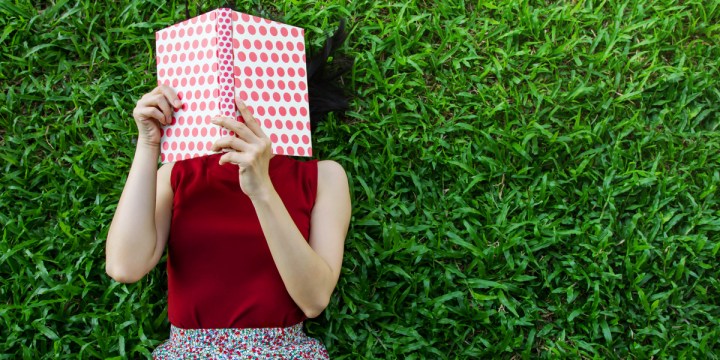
top-left (152, 322), bottom-right (329, 359)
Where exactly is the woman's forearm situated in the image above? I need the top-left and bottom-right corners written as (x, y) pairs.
top-left (251, 188), bottom-right (335, 318)
top-left (105, 143), bottom-right (161, 282)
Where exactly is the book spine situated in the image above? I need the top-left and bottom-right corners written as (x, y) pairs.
top-left (215, 8), bottom-right (235, 137)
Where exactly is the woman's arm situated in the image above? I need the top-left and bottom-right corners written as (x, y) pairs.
top-left (105, 86), bottom-right (178, 283)
top-left (250, 160), bottom-right (350, 318)
top-left (211, 96), bottom-right (351, 317)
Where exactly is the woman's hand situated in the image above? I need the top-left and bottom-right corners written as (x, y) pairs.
top-left (131, 85), bottom-right (181, 147)
top-left (211, 95), bottom-right (273, 199)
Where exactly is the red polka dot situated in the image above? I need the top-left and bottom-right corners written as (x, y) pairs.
top-left (231, 11), bottom-right (239, 21)
top-left (256, 106), bottom-right (265, 116)
top-left (172, 79), bottom-right (179, 87)
top-left (307, 147), bottom-right (312, 156)
top-left (286, 41), bottom-right (294, 51)
top-left (243, 39), bottom-right (251, 49)
top-left (262, 92), bottom-right (270, 101)
top-left (291, 28), bottom-right (299, 37)
top-left (254, 40), bottom-right (262, 50)
top-left (268, 107), bottom-right (276, 116)
top-left (282, 54), bottom-right (290, 63)
top-left (260, 53), bottom-right (269, 62)
top-left (259, 26), bottom-right (268, 35)
top-left (207, 141), bottom-right (213, 150)
top-left (286, 120), bottom-right (294, 129)
top-left (183, 128), bottom-right (190, 137)
top-left (198, 141), bottom-right (204, 151)
top-left (289, 107), bottom-right (297, 116)
top-left (281, 134), bottom-right (289, 144)
top-left (162, 31), bottom-right (168, 40)
top-left (298, 67), bottom-right (306, 77)
top-left (167, 153), bottom-right (174, 162)
top-left (275, 41), bottom-right (284, 51)
top-left (262, 119), bottom-right (272, 128)
top-left (159, 68), bottom-right (165, 77)
top-left (163, 142), bottom-right (169, 150)
top-left (278, 80), bottom-right (285, 90)
top-left (288, 81), bottom-right (296, 90)
top-left (283, 93), bottom-right (292, 102)
top-left (251, 92), bottom-right (259, 101)
top-left (170, 29), bottom-right (176, 39)
top-left (297, 42), bottom-right (305, 51)
top-left (273, 92), bottom-right (281, 101)
top-left (296, 121), bottom-right (304, 130)
top-left (287, 146), bottom-right (295, 156)
top-left (192, 128), bottom-right (199, 137)
top-left (300, 107), bottom-right (308, 116)
top-left (271, 53), bottom-right (279, 63)
top-left (280, 28), bottom-right (288, 36)
top-left (160, 153), bottom-right (166, 162)
top-left (236, 24), bottom-right (245, 34)
top-left (168, 68), bottom-right (174, 77)
top-left (291, 135), bottom-right (299, 144)
top-left (210, 127), bottom-right (217, 136)
top-left (295, 93), bottom-right (303, 102)
top-left (205, 116), bottom-right (212, 125)
top-left (275, 146), bottom-right (284, 155)
top-left (201, 128), bottom-right (208, 136)
top-left (302, 135), bottom-right (310, 144)
top-left (244, 78), bottom-right (253, 88)
top-left (209, 101), bottom-right (215, 110)
top-left (206, 49), bottom-right (213, 59)
top-left (270, 27), bottom-right (278, 36)
top-left (171, 141), bottom-right (178, 150)
top-left (190, 77), bottom-right (197, 86)
top-left (249, 53), bottom-right (258, 62)
top-left (208, 75), bottom-right (215, 85)
top-left (292, 54), bottom-right (300, 63)
top-left (279, 107), bottom-right (287, 116)
top-left (186, 116), bottom-right (193, 125)
top-left (297, 147), bottom-right (305, 156)
top-left (180, 141), bottom-right (186, 151)
top-left (275, 120), bottom-right (283, 129)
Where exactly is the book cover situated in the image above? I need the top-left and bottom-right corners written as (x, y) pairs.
top-left (155, 8), bottom-right (311, 163)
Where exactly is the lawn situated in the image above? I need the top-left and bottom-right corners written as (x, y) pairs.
top-left (1, 0), bottom-right (719, 358)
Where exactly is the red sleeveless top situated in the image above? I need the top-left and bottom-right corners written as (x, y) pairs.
top-left (167, 153), bottom-right (318, 329)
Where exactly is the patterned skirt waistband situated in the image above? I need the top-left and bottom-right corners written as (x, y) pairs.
top-left (152, 322), bottom-right (329, 359)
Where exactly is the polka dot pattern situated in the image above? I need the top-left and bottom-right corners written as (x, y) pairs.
top-left (156, 8), bottom-right (311, 163)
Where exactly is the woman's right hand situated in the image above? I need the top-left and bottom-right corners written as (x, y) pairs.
top-left (132, 85), bottom-right (181, 147)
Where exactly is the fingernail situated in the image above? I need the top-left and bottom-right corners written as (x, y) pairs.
top-left (211, 117), bottom-right (220, 124)
top-left (174, 100), bottom-right (182, 107)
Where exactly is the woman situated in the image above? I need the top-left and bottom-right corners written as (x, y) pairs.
top-left (105, 27), bottom-right (352, 358)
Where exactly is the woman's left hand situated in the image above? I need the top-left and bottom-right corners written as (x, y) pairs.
top-left (211, 95), bottom-right (273, 199)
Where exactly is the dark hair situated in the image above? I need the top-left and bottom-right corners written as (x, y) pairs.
top-left (305, 20), bottom-right (353, 130)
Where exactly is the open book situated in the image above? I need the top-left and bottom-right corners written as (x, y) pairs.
top-left (155, 8), bottom-right (311, 163)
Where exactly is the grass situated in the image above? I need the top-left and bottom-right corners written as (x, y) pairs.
top-left (1, 0), bottom-right (719, 358)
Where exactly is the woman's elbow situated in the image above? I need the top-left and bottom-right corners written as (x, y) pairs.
top-left (105, 263), bottom-right (144, 284)
top-left (302, 294), bottom-right (331, 319)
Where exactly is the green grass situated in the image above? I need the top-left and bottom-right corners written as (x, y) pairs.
top-left (1, 0), bottom-right (719, 358)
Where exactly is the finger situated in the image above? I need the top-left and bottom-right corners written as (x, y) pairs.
top-left (138, 107), bottom-right (166, 124)
top-left (235, 96), bottom-right (266, 138)
top-left (153, 94), bottom-right (174, 123)
top-left (211, 136), bottom-right (251, 153)
top-left (138, 94), bottom-right (173, 123)
top-left (153, 85), bottom-right (182, 109)
top-left (212, 116), bottom-right (257, 143)
top-left (218, 151), bottom-right (252, 166)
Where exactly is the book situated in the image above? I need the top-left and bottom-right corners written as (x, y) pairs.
top-left (155, 8), bottom-right (311, 163)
